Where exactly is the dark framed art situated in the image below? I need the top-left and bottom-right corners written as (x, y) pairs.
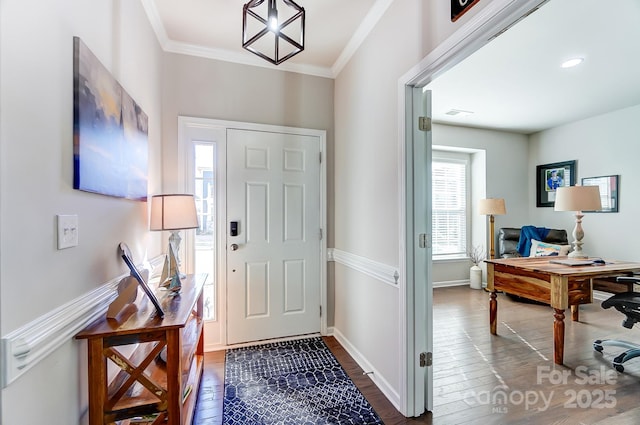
top-left (536, 160), bottom-right (576, 207)
top-left (451, 0), bottom-right (481, 22)
top-left (581, 175), bottom-right (619, 213)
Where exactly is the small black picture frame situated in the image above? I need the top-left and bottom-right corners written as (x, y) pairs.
top-left (536, 160), bottom-right (576, 207)
top-left (581, 175), bottom-right (619, 213)
top-left (451, 0), bottom-right (481, 22)
top-left (119, 243), bottom-right (164, 318)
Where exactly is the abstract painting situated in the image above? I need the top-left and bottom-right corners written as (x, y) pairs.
top-left (73, 37), bottom-right (148, 201)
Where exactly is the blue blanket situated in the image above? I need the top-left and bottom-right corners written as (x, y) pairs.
top-left (517, 226), bottom-right (550, 257)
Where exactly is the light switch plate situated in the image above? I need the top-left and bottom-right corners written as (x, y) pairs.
top-left (57, 214), bottom-right (78, 249)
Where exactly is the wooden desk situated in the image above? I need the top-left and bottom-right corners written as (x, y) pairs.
top-left (76, 274), bottom-right (206, 425)
top-left (485, 257), bottom-right (640, 365)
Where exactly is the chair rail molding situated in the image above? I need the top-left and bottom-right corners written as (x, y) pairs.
top-left (0, 256), bottom-right (164, 388)
top-left (329, 248), bottom-right (399, 286)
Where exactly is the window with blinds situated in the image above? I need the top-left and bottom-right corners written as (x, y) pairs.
top-left (432, 156), bottom-right (469, 257)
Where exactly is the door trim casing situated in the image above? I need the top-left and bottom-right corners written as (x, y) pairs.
top-left (177, 116), bottom-right (328, 350)
top-left (397, 0), bottom-right (550, 416)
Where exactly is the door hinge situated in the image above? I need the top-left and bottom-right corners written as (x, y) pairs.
top-left (419, 233), bottom-right (428, 248)
top-left (418, 116), bottom-right (432, 132)
top-left (319, 152), bottom-right (322, 163)
top-left (319, 228), bottom-right (323, 240)
top-left (419, 352), bottom-right (432, 367)
top-left (320, 305), bottom-right (322, 317)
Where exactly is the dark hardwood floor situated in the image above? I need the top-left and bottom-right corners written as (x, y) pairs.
top-left (193, 286), bottom-right (640, 424)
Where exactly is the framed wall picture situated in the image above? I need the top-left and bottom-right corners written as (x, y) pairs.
top-left (581, 175), bottom-right (619, 213)
top-left (536, 160), bottom-right (576, 207)
top-left (451, 0), bottom-right (481, 21)
top-left (119, 243), bottom-right (164, 318)
top-left (73, 37), bottom-right (148, 201)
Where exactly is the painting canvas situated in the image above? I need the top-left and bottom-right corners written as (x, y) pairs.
top-left (73, 37), bottom-right (148, 201)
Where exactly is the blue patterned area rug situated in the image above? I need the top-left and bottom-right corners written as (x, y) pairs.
top-left (222, 337), bottom-right (383, 425)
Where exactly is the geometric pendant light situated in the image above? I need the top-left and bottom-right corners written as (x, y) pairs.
top-left (242, 0), bottom-right (305, 65)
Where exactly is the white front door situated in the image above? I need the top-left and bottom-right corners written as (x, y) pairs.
top-left (226, 128), bottom-right (321, 344)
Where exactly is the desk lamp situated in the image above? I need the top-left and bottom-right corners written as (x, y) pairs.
top-left (479, 198), bottom-right (507, 259)
top-left (554, 185), bottom-right (601, 258)
top-left (150, 194), bottom-right (199, 292)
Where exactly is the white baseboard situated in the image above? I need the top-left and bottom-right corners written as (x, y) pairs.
top-left (328, 326), bottom-right (401, 411)
top-left (433, 279), bottom-right (470, 288)
top-left (204, 342), bottom-right (225, 352)
top-left (206, 333), bottom-right (322, 352)
top-left (1, 256), bottom-right (164, 388)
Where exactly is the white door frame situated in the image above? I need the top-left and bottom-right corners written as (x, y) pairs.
top-left (397, 0), bottom-right (549, 415)
top-left (178, 116), bottom-right (328, 350)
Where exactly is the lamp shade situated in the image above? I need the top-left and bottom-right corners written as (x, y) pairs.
top-left (554, 186), bottom-right (601, 212)
top-left (150, 194), bottom-right (199, 231)
top-left (479, 198), bottom-right (506, 215)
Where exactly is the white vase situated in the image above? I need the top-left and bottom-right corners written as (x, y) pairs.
top-left (470, 265), bottom-right (482, 289)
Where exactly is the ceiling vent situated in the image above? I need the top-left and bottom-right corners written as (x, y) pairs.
top-left (445, 109), bottom-right (474, 116)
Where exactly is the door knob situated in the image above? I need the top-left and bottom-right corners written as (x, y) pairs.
top-left (230, 243), bottom-right (239, 251)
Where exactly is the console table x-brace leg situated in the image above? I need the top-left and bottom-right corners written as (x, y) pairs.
top-left (104, 342), bottom-right (168, 411)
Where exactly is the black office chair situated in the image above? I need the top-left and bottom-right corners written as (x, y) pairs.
top-left (594, 277), bottom-right (640, 372)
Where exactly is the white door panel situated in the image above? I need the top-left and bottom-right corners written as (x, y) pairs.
top-left (227, 129), bottom-right (321, 344)
top-left (403, 87), bottom-right (432, 415)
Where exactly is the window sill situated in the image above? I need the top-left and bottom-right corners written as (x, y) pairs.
top-left (433, 255), bottom-right (471, 264)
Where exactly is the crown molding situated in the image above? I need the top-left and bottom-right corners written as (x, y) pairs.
top-left (331, 0), bottom-right (395, 77)
top-left (141, 0), bottom-right (395, 79)
top-left (163, 39), bottom-right (334, 79)
top-left (141, 0), bottom-right (170, 46)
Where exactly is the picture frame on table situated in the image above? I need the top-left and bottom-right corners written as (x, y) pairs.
top-left (119, 242), bottom-right (165, 319)
top-left (581, 175), bottom-right (619, 213)
top-left (536, 160), bottom-right (576, 207)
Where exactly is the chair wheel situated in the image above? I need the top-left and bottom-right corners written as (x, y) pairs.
top-left (614, 363), bottom-right (625, 373)
top-left (593, 341), bottom-right (603, 352)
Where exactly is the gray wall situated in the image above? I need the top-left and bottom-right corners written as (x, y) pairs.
top-left (160, 52), bottom-right (335, 323)
top-left (160, 53), bottom-right (334, 202)
top-left (332, 0), bottom-right (496, 401)
top-left (528, 104), bottom-right (640, 261)
top-left (431, 124), bottom-right (529, 284)
top-left (11, 0), bottom-right (635, 421)
top-left (0, 0), bottom-right (163, 423)
top-left (432, 103), bottom-right (640, 284)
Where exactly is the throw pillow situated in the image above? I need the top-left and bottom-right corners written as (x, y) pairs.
top-left (529, 239), bottom-right (571, 257)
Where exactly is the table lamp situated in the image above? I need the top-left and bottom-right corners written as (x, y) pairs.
top-left (479, 198), bottom-right (507, 259)
top-left (554, 185), bottom-right (601, 258)
top-left (150, 194), bottom-right (199, 292)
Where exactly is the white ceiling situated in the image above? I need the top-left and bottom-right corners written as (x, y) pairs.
top-left (143, 0), bottom-right (387, 78)
top-left (142, 0), bottom-right (640, 134)
top-left (426, 0), bottom-right (640, 134)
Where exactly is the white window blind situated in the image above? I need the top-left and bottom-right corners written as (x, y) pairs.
top-left (432, 158), bottom-right (467, 256)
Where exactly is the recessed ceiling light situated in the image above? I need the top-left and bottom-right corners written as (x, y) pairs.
top-left (561, 58), bottom-right (584, 68)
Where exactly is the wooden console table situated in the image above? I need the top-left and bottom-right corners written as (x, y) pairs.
top-left (485, 257), bottom-right (640, 365)
top-left (76, 274), bottom-right (206, 425)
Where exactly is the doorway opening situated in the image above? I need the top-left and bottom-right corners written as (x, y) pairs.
top-left (401, 0), bottom-right (549, 415)
top-left (178, 117), bottom-right (328, 350)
